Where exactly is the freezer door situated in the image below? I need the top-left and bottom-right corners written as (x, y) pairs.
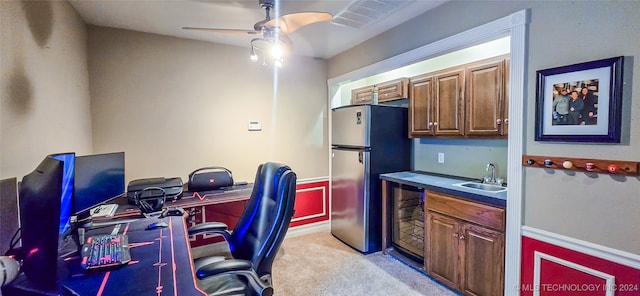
top-left (330, 148), bottom-right (370, 252)
top-left (331, 105), bottom-right (370, 147)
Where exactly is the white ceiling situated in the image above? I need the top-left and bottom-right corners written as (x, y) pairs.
top-left (69, 0), bottom-right (448, 59)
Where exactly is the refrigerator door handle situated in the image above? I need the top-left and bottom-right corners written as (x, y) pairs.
top-left (358, 151), bottom-right (363, 163)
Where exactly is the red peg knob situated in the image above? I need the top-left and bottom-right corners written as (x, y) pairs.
top-left (607, 164), bottom-right (619, 173)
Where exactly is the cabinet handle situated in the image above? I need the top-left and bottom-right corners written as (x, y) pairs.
top-left (504, 118), bottom-right (509, 124)
top-left (433, 122), bottom-right (438, 127)
top-left (459, 234), bottom-right (465, 240)
top-left (428, 122), bottom-right (433, 128)
top-left (453, 233), bottom-right (459, 237)
top-left (496, 119), bottom-right (502, 125)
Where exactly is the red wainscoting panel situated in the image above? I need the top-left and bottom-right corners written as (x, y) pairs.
top-left (290, 179), bottom-right (329, 228)
top-left (521, 235), bottom-right (640, 296)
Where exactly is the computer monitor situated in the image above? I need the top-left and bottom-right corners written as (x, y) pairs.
top-left (18, 155), bottom-right (63, 290)
top-left (49, 152), bottom-right (75, 235)
top-left (73, 152), bottom-right (125, 215)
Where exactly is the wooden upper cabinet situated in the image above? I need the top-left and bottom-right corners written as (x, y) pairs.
top-left (409, 68), bottom-right (464, 138)
top-left (503, 58), bottom-right (510, 136)
top-left (465, 57), bottom-right (505, 136)
top-left (351, 86), bottom-right (374, 105)
top-left (378, 78), bottom-right (409, 102)
top-left (351, 78), bottom-right (409, 105)
top-left (408, 75), bottom-right (434, 137)
top-left (434, 69), bottom-right (465, 137)
top-left (409, 54), bottom-right (509, 138)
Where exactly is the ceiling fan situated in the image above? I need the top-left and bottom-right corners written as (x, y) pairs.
top-left (182, 0), bottom-right (333, 66)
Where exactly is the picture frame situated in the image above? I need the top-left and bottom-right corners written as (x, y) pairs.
top-left (535, 56), bottom-right (624, 143)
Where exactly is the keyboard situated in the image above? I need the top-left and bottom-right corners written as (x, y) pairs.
top-left (80, 234), bottom-right (131, 270)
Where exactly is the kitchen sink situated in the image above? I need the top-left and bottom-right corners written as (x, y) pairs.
top-left (453, 181), bottom-right (507, 193)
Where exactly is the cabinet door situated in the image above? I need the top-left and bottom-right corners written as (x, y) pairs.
top-left (433, 69), bottom-right (465, 136)
top-left (351, 85), bottom-right (373, 105)
top-left (425, 211), bottom-right (460, 289)
top-left (502, 58), bottom-right (510, 136)
top-left (459, 223), bottom-right (505, 296)
top-left (465, 59), bottom-right (504, 136)
top-left (409, 74), bottom-right (435, 137)
top-left (378, 78), bottom-right (409, 102)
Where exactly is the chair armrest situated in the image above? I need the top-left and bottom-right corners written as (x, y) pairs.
top-left (188, 222), bottom-right (230, 238)
top-left (196, 259), bottom-right (253, 279)
top-left (196, 259), bottom-right (273, 296)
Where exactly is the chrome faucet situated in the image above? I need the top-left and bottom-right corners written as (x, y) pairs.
top-left (485, 163), bottom-right (496, 184)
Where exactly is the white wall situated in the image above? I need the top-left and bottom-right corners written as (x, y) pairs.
top-left (1, 1), bottom-right (93, 179)
top-left (87, 27), bottom-right (329, 183)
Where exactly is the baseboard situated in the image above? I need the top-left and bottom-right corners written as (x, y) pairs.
top-left (286, 221), bottom-right (330, 238)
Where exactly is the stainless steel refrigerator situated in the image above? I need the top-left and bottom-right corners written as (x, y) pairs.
top-left (330, 104), bottom-right (411, 253)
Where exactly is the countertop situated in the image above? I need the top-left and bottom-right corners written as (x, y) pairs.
top-left (379, 171), bottom-right (507, 207)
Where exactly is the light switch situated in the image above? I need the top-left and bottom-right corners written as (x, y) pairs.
top-left (248, 121), bottom-right (262, 131)
top-left (438, 153), bottom-right (445, 164)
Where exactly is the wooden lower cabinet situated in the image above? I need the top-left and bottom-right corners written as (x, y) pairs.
top-left (460, 223), bottom-right (505, 296)
top-left (426, 211), bottom-right (460, 288)
top-left (425, 191), bottom-right (505, 296)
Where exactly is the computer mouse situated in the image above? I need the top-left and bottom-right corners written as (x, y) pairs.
top-left (164, 207), bottom-right (185, 217)
top-left (146, 221), bottom-right (168, 230)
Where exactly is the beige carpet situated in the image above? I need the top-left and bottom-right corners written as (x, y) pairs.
top-left (272, 231), bottom-right (457, 296)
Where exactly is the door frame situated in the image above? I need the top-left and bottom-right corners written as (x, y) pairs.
top-left (327, 9), bottom-right (529, 295)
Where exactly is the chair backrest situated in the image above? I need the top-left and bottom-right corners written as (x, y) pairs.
top-left (227, 162), bottom-right (297, 277)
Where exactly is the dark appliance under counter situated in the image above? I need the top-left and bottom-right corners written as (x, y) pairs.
top-left (381, 181), bottom-right (426, 270)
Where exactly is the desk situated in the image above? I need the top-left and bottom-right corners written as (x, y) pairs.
top-left (3, 216), bottom-right (205, 296)
top-left (95, 185), bottom-right (253, 248)
top-left (64, 216), bottom-right (206, 295)
top-left (97, 185), bottom-right (253, 221)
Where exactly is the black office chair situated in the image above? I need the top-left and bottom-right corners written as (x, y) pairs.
top-left (188, 162), bottom-right (297, 296)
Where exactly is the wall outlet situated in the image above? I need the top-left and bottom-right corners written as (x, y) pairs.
top-left (438, 152), bottom-right (445, 164)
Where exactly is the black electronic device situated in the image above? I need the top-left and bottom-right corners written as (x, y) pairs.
top-left (187, 167), bottom-right (233, 192)
top-left (163, 207), bottom-right (185, 217)
top-left (146, 222), bottom-right (168, 230)
top-left (17, 156), bottom-right (63, 291)
top-left (74, 152), bottom-right (125, 215)
top-left (49, 152), bottom-right (75, 236)
top-left (0, 177), bottom-right (19, 255)
top-left (126, 177), bottom-right (183, 205)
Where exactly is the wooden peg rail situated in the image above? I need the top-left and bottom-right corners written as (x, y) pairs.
top-left (522, 155), bottom-right (640, 176)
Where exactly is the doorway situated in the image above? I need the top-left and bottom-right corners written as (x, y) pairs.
top-left (327, 9), bottom-right (528, 295)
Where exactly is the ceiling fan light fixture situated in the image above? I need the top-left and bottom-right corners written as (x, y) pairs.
top-left (250, 46), bottom-right (258, 62)
top-left (274, 56), bottom-right (284, 68)
top-left (183, 0), bottom-right (332, 67)
top-left (271, 42), bottom-right (283, 60)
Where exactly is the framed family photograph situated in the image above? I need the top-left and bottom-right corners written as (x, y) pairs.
top-left (535, 56), bottom-right (624, 143)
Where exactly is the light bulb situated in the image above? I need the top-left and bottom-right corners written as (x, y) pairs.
top-left (249, 47), bottom-right (258, 62)
top-left (274, 57), bottom-right (284, 68)
top-left (271, 44), bottom-right (283, 60)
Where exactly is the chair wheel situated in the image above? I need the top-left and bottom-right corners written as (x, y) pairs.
top-left (261, 287), bottom-right (274, 296)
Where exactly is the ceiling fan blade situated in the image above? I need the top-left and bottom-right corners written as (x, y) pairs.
top-left (265, 12), bottom-right (332, 34)
top-left (182, 27), bottom-right (260, 35)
